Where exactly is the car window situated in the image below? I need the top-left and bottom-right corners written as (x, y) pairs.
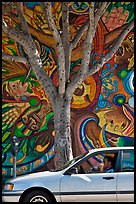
top-left (122, 150), bottom-right (134, 172)
top-left (72, 152), bottom-right (118, 174)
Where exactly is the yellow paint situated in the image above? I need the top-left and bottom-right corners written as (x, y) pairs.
top-left (35, 142), bottom-right (50, 152)
top-left (97, 111), bottom-right (125, 136)
top-left (9, 153), bottom-right (26, 164)
top-left (17, 121), bottom-right (24, 129)
top-left (71, 77), bottom-right (96, 108)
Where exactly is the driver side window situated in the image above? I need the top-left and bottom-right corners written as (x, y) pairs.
top-left (75, 152), bottom-right (117, 174)
top-left (75, 154), bottom-right (104, 174)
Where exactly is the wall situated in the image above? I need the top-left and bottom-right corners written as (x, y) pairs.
top-left (2, 2), bottom-right (134, 181)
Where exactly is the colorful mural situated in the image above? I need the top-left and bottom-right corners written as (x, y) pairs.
top-left (2, 2), bottom-right (134, 182)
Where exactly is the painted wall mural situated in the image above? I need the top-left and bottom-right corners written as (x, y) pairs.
top-left (2, 2), bottom-right (134, 182)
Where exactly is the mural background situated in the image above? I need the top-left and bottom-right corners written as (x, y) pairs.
top-left (2, 2), bottom-right (134, 183)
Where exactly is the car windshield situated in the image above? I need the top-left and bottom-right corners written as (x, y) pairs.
top-left (51, 152), bottom-right (88, 172)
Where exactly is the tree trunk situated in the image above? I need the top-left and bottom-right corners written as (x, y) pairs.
top-left (53, 95), bottom-right (73, 168)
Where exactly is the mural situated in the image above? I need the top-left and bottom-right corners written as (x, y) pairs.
top-left (2, 2), bottom-right (134, 182)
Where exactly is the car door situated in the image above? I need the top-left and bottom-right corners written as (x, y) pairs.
top-left (60, 151), bottom-right (118, 202)
top-left (116, 149), bottom-right (134, 202)
top-left (60, 172), bottom-right (117, 202)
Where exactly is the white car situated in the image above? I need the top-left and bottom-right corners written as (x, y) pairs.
top-left (2, 146), bottom-right (134, 202)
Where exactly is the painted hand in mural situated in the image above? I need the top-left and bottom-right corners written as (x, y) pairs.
top-left (102, 7), bottom-right (128, 31)
top-left (2, 102), bottom-right (30, 126)
top-left (8, 80), bottom-right (31, 101)
top-left (84, 118), bottom-right (118, 148)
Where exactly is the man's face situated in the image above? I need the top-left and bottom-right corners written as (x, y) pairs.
top-left (103, 158), bottom-right (111, 170)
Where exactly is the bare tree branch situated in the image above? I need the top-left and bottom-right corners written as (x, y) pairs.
top-left (2, 19), bottom-right (26, 41)
top-left (40, 2), bottom-right (66, 95)
top-left (71, 18), bottom-right (89, 50)
top-left (16, 2), bottom-right (31, 34)
top-left (66, 2), bottom-right (95, 98)
top-left (62, 2), bottom-right (71, 82)
top-left (80, 2), bottom-right (95, 73)
top-left (3, 9), bottom-right (57, 50)
top-left (104, 23), bottom-right (128, 49)
top-left (2, 52), bottom-right (32, 81)
top-left (2, 53), bottom-right (29, 65)
top-left (94, 2), bottom-right (110, 28)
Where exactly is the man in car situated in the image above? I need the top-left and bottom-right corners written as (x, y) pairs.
top-left (99, 155), bottom-right (115, 173)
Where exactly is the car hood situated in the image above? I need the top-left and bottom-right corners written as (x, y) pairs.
top-left (6, 170), bottom-right (61, 183)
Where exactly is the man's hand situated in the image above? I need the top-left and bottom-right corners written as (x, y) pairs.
top-left (98, 162), bottom-right (104, 172)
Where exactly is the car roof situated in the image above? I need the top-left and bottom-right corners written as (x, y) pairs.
top-left (87, 146), bottom-right (134, 154)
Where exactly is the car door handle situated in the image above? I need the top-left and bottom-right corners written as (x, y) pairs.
top-left (103, 176), bottom-right (114, 180)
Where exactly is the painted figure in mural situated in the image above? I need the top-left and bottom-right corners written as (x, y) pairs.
top-left (2, 2), bottom-right (134, 179)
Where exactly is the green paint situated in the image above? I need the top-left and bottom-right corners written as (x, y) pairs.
top-left (29, 97), bottom-right (39, 106)
top-left (118, 69), bottom-right (128, 79)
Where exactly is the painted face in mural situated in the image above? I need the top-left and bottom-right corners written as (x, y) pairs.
top-left (22, 100), bottom-right (51, 131)
top-left (103, 106), bottom-right (133, 136)
top-left (97, 67), bottom-right (134, 137)
top-left (115, 33), bottom-right (134, 66)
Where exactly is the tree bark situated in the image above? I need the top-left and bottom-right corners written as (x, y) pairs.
top-left (53, 95), bottom-right (73, 168)
top-left (40, 2), bottom-right (66, 95)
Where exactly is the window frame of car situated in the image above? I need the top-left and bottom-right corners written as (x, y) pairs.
top-left (64, 149), bottom-right (122, 175)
